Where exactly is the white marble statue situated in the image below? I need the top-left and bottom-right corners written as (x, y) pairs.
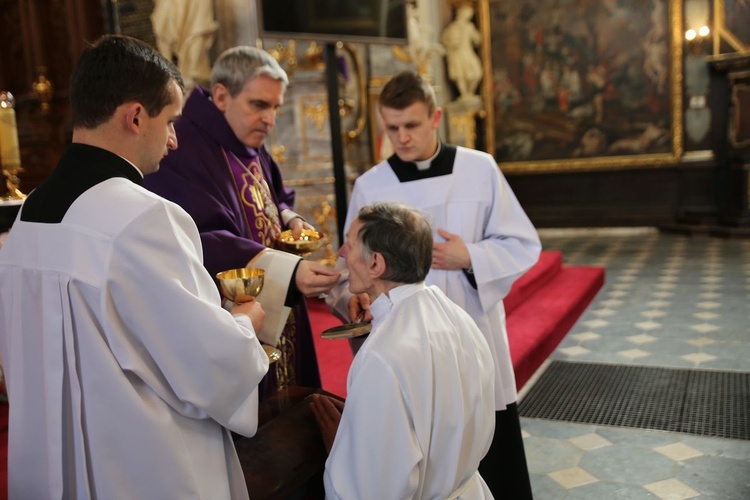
top-left (407, 1), bottom-right (444, 73)
top-left (151, 0), bottom-right (218, 90)
top-left (441, 4), bottom-right (483, 102)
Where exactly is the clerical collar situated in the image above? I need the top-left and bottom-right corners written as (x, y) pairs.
top-left (414, 142), bottom-right (441, 171)
top-left (370, 282), bottom-right (427, 324)
top-left (387, 143), bottom-right (458, 183)
top-left (118, 155), bottom-right (144, 178)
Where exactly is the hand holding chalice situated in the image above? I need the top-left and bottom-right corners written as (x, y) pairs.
top-left (216, 267), bottom-right (281, 364)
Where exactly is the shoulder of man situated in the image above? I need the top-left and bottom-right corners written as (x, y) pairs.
top-left (454, 146), bottom-right (501, 174)
top-left (357, 160), bottom-right (394, 183)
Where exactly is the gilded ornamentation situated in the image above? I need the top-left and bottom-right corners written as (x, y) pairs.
top-left (31, 68), bottom-right (53, 112)
top-left (303, 102), bottom-right (329, 134)
top-left (271, 144), bottom-right (287, 164)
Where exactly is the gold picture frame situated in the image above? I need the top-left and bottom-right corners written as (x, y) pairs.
top-left (713, 0), bottom-right (750, 55)
top-left (477, 0), bottom-right (683, 174)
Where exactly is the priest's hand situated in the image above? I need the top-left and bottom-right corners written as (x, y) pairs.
top-left (432, 228), bottom-right (471, 270)
top-left (288, 216), bottom-right (314, 240)
top-left (295, 260), bottom-right (341, 296)
top-left (310, 394), bottom-right (345, 454)
top-left (348, 293), bottom-right (372, 323)
top-left (231, 300), bottom-right (266, 334)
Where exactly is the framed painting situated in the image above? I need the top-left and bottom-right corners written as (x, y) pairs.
top-left (478, 0), bottom-right (683, 173)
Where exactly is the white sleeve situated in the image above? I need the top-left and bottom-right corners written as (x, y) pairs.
top-left (466, 159), bottom-right (542, 312)
top-left (248, 248), bottom-right (301, 345)
top-left (324, 352), bottom-right (422, 499)
top-left (104, 201), bottom-right (268, 437)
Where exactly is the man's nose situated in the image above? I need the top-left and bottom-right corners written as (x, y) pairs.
top-left (398, 128), bottom-right (409, 143)
top-left (338, 245), bottom-right (348, 258)
top-left (262, 108), bottom-right (276, 126)
top-left (167, 134), bottom-right (178, 150)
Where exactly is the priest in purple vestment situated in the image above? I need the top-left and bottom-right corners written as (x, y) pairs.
top-left (144, 46), bottom-right (340, 399)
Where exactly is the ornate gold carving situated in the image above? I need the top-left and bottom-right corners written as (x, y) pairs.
top-left (266, 40), bottom-right (297, 71)
top-left (303, 102), bottom-right (329, 134)
top-left (298, 196), bottom-right (339, 266)
top-left (271, 144), bottom-right (287, 164)
top-left (299, 94), bottom-right (331, 162)
top-left (449, 113), bottom-right (477, 149)
top-left (31, 67), bottom-right (53, 112)
top-left (299, 41), bottom-right (324, 70)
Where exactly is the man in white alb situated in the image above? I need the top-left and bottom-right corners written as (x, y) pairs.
top-left (326, 70), bottom-right (540, 498)
top-left (312, 202), bottom-right (496, 499)
top-left (0, 35), bottom-right (268, 499)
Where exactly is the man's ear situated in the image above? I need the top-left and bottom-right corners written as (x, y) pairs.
top-left (369, 252), bottom-right (387, 280)
top-left (212, 84), bottom-right (230, 112)
top-left (124, 103), bottom-right (143, 134)
top-left (432, 107), bottom-right (443, 130)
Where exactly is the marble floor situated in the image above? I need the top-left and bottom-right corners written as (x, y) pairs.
top-left (519, 228), bottom-right (750, 499)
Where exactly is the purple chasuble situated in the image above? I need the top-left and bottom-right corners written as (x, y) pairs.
top-left (225, 148), bottom-right (305, 395)
top-left (142, 86), bottom-right (321, 398)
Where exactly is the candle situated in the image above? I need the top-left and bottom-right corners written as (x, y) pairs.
top-left (0, 92), bottom-right (21, 169)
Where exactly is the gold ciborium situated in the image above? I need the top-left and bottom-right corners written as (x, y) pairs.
top-left (276, 229), bottom-right (326, 257)
top-left (216, 267), bottom-right (281, 364)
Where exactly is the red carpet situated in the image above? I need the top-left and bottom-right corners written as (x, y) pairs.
top-left (308, 298), bottom-right (350, 398)
top-left (0, 402), bottom-right (6, 500)
top-left (309, 250), bottom-right (605, 395)
top-left (0, 252), bottom-right (602, 493)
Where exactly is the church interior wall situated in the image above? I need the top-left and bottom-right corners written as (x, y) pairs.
top-left (1, 0), bottom-right (749, 236)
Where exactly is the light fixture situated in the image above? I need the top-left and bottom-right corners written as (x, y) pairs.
top-left (685, 25), bottom-right (710, 56)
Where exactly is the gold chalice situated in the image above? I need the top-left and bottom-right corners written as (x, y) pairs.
top-left (276, 229), bottom-right (326, 257)
top-left (216, 267), bottom-right (281, 364)
top-left (216, 267), bottom-right (265, 303)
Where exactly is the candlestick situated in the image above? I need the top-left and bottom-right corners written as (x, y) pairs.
top-left (0, 91), bottom-right (26, 201)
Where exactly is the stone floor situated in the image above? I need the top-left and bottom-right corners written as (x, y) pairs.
top-left (519, 228), bottom-right (750, 499)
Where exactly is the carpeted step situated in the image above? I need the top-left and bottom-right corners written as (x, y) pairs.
top-left (307, 297), bottom-right (351, 398)
top-left (307, 258), bottom-right (605, 398)
top-left (504, 251), bottom-right (563, 315)
top-left (507, 265), bottom-right (605, 391)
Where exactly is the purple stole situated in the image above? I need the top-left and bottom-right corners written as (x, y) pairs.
top-left (226, 149), bottom-right (281, 245)
top-left (226, 148), bottom-right (299, 393)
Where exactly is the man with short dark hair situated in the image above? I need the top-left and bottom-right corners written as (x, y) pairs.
top-left (312, 202), bottom-right (496, 499)
top-left (144, 46), bottom-right (340, 398)
top-left (0, 35), bottom-right (268, 498)
top-left (326, 70), bottom-right (540, 498)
